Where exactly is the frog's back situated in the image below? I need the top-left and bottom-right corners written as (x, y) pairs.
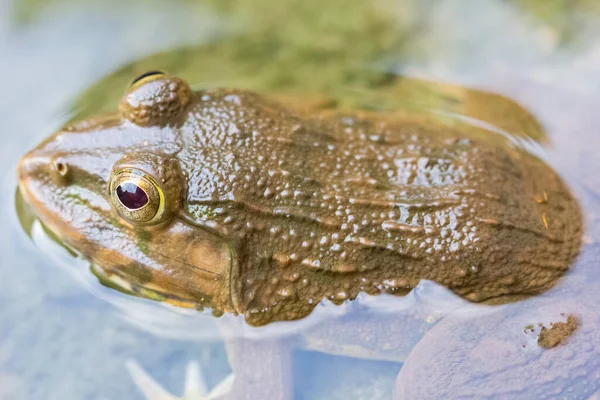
top-left (178, 89), bottom-right (581, 325)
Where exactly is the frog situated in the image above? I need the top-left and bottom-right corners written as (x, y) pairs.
top-left (17, 71), bottom-right (582, 399)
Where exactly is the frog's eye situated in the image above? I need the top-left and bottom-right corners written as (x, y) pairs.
top-left (109, 169), bottom-right (165, 224)
top-left (130, 70), bottom-right (166, 87)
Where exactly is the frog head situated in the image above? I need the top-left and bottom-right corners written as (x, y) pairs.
top-left (17, 72), bottom-right (235, 315)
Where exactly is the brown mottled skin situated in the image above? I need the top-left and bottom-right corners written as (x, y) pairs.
top-left (537, 314), bottom-right (579, 349)
top-left (18, 73), bottom-right (581, 328)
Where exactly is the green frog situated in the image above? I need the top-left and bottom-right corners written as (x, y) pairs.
top-left (17, 72), bottom-right (583, 398)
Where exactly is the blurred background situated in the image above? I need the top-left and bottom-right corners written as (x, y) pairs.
top-left (2, 0), bottom-right (600, 399)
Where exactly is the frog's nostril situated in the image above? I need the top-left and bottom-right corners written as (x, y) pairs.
top-left (48, 157), bottom-right (71, 184)
top-left (17, 153), bottom-right (69, 184)
top-left (52, 160), bottom-right (69, 177)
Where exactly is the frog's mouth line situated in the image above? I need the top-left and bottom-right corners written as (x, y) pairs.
top-left (90, 265), bottom-right (212, 312)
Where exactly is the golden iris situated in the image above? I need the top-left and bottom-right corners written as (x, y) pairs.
top-left (109, 169), bottom-right (164, 224)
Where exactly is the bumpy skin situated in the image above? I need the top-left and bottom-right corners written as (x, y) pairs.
top-left (17, 74), bottom-right (582, 326)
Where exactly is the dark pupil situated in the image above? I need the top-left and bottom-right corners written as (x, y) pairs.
top-left (116, 182), bottom-right (149, 210)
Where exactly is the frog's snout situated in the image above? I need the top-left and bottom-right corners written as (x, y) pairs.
top-left (17, 151), bottom-right (47, 189)
top-left (17, 151), bottom-right (49, 223)
top-left (17, 151), bottom-right (69, 187)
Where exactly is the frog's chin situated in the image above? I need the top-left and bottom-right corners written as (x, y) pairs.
top-left (18, 176), bottom-right (237, 318)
